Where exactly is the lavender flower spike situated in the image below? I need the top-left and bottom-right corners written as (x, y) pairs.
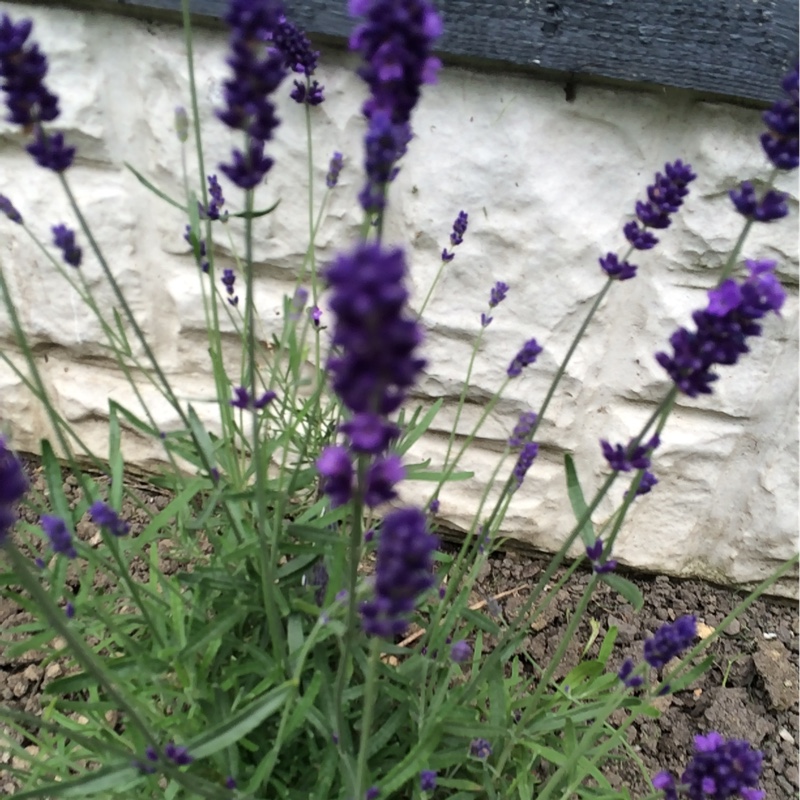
top-left (656, 260), bottom-right (785, 397)
top-left (419, 770), bottom-right (437, 791)
top-left (270, 12), bottom-right (324, 106)
top-left (512, 442), bottom-right (539, 488)
top-left (324, 243), bottom-right (425, 454)
top-left (217, 0), bottom-right (287, 188)
top-left (0, 15), bottom-right (59, 126)
top-left (507, 338), bottom-right (543, 377)
top-left (729, 180), bottom-right (788, 222)
top-left (360, 508), bottom-right (439, 637)
top-left (653, 733), bottom-right (765, 800)
top-left (761, 63), bottom-right (798, 170)
top-left (682, 732), bottom-right (764, 800)
top-left (0, 15), bottom-right (76, 171)
top-left (89, 501), bottom-right (130, 537)
top-left (41, 515), bottom-right (77, 559)
top-left (509, 411), bottom-right (537, 448)
top-left (622, 159), bottom-right (697, 255)
top-left (52, 224), bottom-right (82, 267)
top-left (0, 436), bottom-right (28, 544)
top-left (442, 210), bottom-right (468, 261)
top-left (230, 385), bottom-right (276, 410)
top-left (0, 194), bottom-right (22, 224)
top-left (317, 446), bottom-right (353, 508)
top-left (643, 615), bottom-right (697, 669)
top-left (326, 151), bottom-right (344, 188)
top-left (350, 0), bottom-right (443, 212)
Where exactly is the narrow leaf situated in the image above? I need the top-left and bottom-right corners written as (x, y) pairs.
top-left (564, 453), bottom-right (596, 547)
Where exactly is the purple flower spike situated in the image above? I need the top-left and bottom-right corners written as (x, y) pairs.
top-left (52, 224), bottom-right (82, 267)
top-left (656, 260), bottom-right (785, 397)
top-left (229, 385), bottom-right (276, 410)
top-left (616, 160), bottom-right (696, 271)
top-left (65, 601), bottom-right (75, 619)
top-left (290, 79), bottom-right (324, 105)
top-left (0, 14), bottom-right (76, 171)
top-left (364, 455), bottom-right (405, 507)
top-left (450, 210), bottom-right (468, 245)
top-left (599, 252), bottom-right (637, 281)
top-left (644, 615), bottom-right (697, 669)
top-left (89, 500), bottom-right (130, 537)
top-left (41, 515), bottom-right (77, 559)
top-left (729, 181), bottom-right (788, 222)
top-left (0, 194), bottom-right (22, 224)
top-left (221, 268), bottom-right (239, 305)
top-left (324, 243), bottom-right (425, 443)
top-left (0, 438), bottom-right (28, 527)
top-left (317, 446), bottom-right (353, 508)
top-left (617, 658), bottom-right (643, 689)
top-left (489, 281), bottom-right (509, 308)
top-left (273, 17), bottom-right (317, 76)
top-left (507, 338), bottom-right (543, 378)
top-left (623, 220), bottom-right (658, 250)
top-left (217, 0), bottom-right (286, 188)
top-left (202, 174), bottom-right (226, 220)
top-left (625, 469), bottom-right (658, 499)
top-left (761, 63), bottom-right (798, 170)
top-left (26, 129), bottom-right (75, 172)
top-left (0, 15), bottom-right (60, 126)
top-left (326, 151), bottom-right (344, 188)
top-left (442, 210), bottom-right (468, 260)
top-left (164, 741), bottom-right (193, 766)
top-left (601, 434), bottom-right (660, 473)
top-left (184, 225), bottom-right (209, 273)
top-left (677, 733), bottom-right (764, 800)
top-left (470, 738), bottom-right (492, 759)
top-left (512, 442), bottom-right (539, 488)
top-left (420, 770), bottom-right (437, 791)
top-left (450, 640), bottom-right (471, 663)
top-left (652, 771), bottom-right (679, 800)
top-left (365, 788), bottom-right (380, 800)
top-left (350, 0), bottom-right (442, 212)
top-left (360, 507), bottom-right (439, 637)
top-left (509, 410), bottom-right (537, 448)
top-left (225, 776), bottom-right (237, 790)
top-left (586, 537), bottom-right (617, 574)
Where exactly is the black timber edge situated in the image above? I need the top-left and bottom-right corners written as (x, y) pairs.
top-left (14, 0), bottom-right (800, 104)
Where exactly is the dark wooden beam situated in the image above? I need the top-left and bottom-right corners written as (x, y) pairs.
top-left (18, 0), bottom-right (800, 104)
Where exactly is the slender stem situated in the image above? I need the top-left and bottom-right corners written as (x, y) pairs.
top-left (439, 329), bottom-right (485, 479)
top-left (416, 257), bottom-right (447, 320)
top-left (243, 188), bottom-right (286, 667)
top-left (355, 639), bottom-right (381, 798)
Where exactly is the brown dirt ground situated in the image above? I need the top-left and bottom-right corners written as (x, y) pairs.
top-left (1, 456), bottom-right (797, 798)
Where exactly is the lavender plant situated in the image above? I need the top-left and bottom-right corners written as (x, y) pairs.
top-left (0, 3), bottom-right (797, 800)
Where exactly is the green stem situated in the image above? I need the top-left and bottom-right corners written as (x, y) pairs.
top-left (355, 639), bottom-right (382, 798)
top-left (243, 188), bottom-right (286, 667)
top-left (439, 329), bottom-right (485, 479)
top-left (415, 257), bottom-right (448, 320)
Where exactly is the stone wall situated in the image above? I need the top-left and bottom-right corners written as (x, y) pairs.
top-left (0, 4), bottom-right (797, 595)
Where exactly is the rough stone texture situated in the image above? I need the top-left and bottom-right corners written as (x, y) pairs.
top-left (0, 5), bottom-right (797, 594)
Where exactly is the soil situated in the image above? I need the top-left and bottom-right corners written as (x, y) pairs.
top-left (1, 456), bottom-right (798, 798)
